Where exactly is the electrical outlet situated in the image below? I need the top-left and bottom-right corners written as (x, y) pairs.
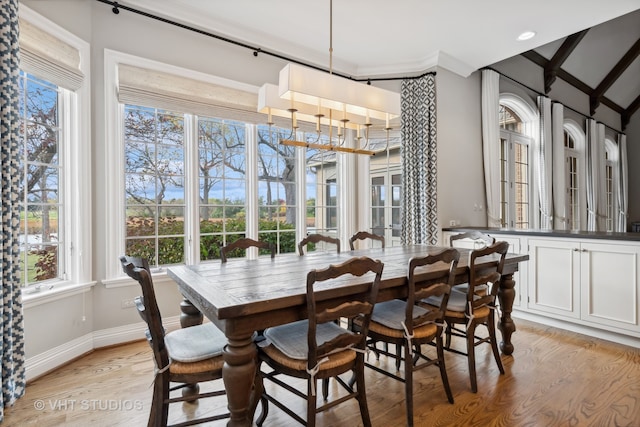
top-left (121, 298), bottom-right (136, 309)
top-left (449, 220), bottom-right (456, 226)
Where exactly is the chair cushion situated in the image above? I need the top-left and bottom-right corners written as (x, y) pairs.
top-left (263, 320), bottom-right (353, 360)
top-left (165, 322), bottom-right (226, 363)
top-left (370, 299), bottom-right (431, 330)
top-left (423, 290), bottom-right (468, 312)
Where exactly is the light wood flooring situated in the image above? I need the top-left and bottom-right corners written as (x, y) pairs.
top-left (4, 318), bottom-right (640, 427)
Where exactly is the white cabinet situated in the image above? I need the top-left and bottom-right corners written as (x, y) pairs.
top-left (528, 239), bottom-right (581, 319)
top-left (580, 241), bottom-right (640, 332)
top-left (528, 238), bottom-right (640, 333)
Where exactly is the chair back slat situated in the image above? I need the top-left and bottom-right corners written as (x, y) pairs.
top-left (221, 238), bottom-right (275, 263)
top-left (349, 231), bottom-right (385, 250)
top-left (306, 257), bottom-right (383, 366)
top-left (298, 234), bottom-right (341, 256)
top-left (465, 241), bottom-right (509, 308)
top-left (405, 248), bottom-right (459, 333)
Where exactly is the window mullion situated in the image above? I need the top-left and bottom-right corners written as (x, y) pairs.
top-left (246, 123), bottom-right (259, 258)
top-left (184, 114), bottom-right (199, 265)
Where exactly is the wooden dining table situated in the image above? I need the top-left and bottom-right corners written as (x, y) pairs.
top-left (168, 244), bottom-right (528, 427)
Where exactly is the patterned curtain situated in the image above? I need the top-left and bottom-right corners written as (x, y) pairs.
top-left (0, 0), bottom-right (26, 420)
top-left (400, 74), bottom-right (438, 245)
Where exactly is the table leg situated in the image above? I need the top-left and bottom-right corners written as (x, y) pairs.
top-left (223, 334), bottom-right (258, 427)
top-left (179, 297), bottom-right (204, 400)
top-left (497, 272), bottom-right (516, 355)
top-left (180, 296), bottom-right (203, 328)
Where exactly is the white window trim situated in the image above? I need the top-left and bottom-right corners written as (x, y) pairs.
top-left (499, 93), bottom-right (538, 229)
top-left (604, 136), bottom-right (619, 232)
top-left (563, 119), bottom-right (587, 230)
top-left (19, 6), bottom-right (92, 301)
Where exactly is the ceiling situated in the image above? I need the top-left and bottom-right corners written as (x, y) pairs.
top-left (119, 0), bottom-right (640, 122)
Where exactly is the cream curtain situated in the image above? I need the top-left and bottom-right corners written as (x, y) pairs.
top-left (586, 119), bottom-right (606, 231)
top-left (617, 133), bottom-right (628, 232)
top-left (481, 69), bottom-right (501, 227)
top-left (537, 96), bottom-right (553, 229)
top-left (551, 102), bottom-right (567, 230)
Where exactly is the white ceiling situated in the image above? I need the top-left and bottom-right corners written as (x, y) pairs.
top-left (124, 0), bottom-right (639, 79)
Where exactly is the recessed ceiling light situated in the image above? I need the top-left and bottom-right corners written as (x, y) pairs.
top-left (517, 31), bottom-right (536, 41)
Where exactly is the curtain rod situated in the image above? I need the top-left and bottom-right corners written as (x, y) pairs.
top-left (482, 66), bottom-right (623, 134)
top-left (96, 0), bottom-right (434, 83)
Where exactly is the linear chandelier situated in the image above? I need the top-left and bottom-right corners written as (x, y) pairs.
top-left (257, 0), bottom-right (401, 155)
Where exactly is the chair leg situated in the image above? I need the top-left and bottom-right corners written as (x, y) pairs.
top-left (466, 322), bottom-right (478, 393)
top-left (354, 359), bottom-right (372, 427)
top-left (149, 372), bottom-right (169, 427)
top-left (322, 378), bottom-right (329, 401)
top-left (403, 342), bottom-right (414, 427)
top-left (307, 379), bottom-right (317, 427)
top-left (445, 322), bottom-right (452, 349)
top-left (395, 343), bottom-right (402, 371)
top-left (436, 333), bottom-right (454, 404)
top-left (488, 311), bottom-right (505, 374)
top-left (251, 365), bottom-right (268, 426)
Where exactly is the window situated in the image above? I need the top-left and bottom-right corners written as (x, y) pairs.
top-left (603, 137), bottom-right (618, 232)
top-left (18, 72), bottom-right (64, 286)
top-left (369, 134), bottom-right (402, 246)
top-left (17, 8), bottom-right (90, 292)
top-left (124, 105), bottom-right (186, 267)
top-left (198, 118), bottom-right (247, 260)
top-left (563, 121), bottom-right (586, 231)
top-left (305, 133), bottom-right (340, 240)
top-left (107, 53), bottom-right (354, 274)
top-left (257, 125), bottom-right (297, 254)
top-left (498, 103), bottom-right (533, 229)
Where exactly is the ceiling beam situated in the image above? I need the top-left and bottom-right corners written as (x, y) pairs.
top-left (544, 30), bottom-right (589, 93)
top-left (590, 37), bottom-right (640, 115)
top-left (521, 50), bottom-right (625, 116)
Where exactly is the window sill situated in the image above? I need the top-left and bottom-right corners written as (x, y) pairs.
top-left (22, 280), bottom-right (97, 309)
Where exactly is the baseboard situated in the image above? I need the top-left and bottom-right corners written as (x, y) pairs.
top-left (25, 315), bottom-right (181, 382)
top-left (512, 310), bottom-right (640, 349)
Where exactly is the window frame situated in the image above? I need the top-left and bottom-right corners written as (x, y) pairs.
top-left (563, 120), bottom-right (587, 231)
top-left (498, 94), bottom-right (537, 230)
top-left (19, 6), bottom-right (92, 301)
top-left (104, 50), bottom-right (350, 282)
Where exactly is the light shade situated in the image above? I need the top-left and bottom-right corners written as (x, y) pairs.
top-left (277, 63), bottom-right (400, 124)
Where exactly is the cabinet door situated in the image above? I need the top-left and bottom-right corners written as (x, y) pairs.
top-left (528, 239), bottom-right (580, 318)
top-left (580, 242), bottom-right (640, 332)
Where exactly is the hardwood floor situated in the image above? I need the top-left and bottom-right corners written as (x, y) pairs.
top-left (4, 318), bottom-right (640, 426)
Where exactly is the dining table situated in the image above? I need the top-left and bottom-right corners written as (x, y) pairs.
top-left (167, 244), bottom-right (528, 427)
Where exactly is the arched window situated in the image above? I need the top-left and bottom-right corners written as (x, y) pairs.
top-left (563, 120), bottom-right (586, 230)
top-left (498, 95), bottom-right (536, 228)
top-left (604, 137), bottom-right (619, 232)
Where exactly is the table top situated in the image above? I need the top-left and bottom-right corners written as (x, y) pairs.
top-left (168, 245), bottom-right (528, 329)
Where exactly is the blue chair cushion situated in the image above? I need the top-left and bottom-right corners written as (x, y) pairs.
top-left (264, 320), bottom-right (353, 360)
top-left (371, 299), bottom-right (431, 329)
top-left (165, 322), bottom-right (226, 362)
